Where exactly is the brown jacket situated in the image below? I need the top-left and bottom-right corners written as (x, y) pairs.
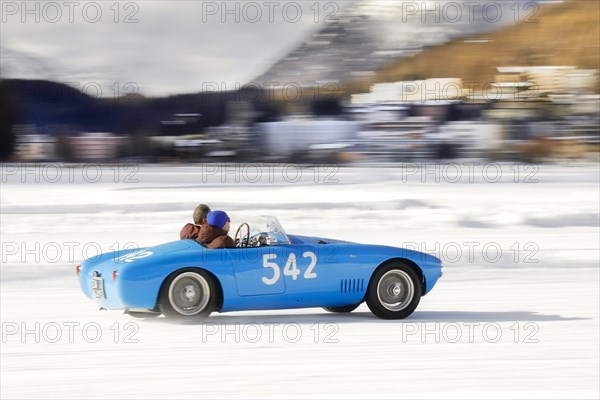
top-left (198, 225), bottom-right (235, 249)
top-left (180, 223), bottom-right (202, 240)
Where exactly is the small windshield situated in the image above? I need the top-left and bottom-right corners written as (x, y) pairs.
top-left (262, 215), bottom-right (290, 244)
top-left (236, 215), bottom-right (290, 245)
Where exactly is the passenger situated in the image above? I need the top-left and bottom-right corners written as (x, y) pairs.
top-left (180, 204), bottom-right (211, 240)
top-left (198, 210), bottom-right (235, 249)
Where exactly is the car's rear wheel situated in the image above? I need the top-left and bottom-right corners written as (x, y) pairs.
top-left (323, 303), bottom-right (361, 313)
top-left (159, 269), bottom-right (217, 320)
top-left (366, 263), bottom-right (422, 319)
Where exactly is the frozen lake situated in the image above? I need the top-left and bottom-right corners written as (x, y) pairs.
top-left (1, 163), bottom-right (599, 399)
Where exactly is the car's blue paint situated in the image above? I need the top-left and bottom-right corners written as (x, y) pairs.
top-left (78, 233), bottom-right (442, 313)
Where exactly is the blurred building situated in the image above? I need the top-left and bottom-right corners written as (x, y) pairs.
top-left (481, 66), bottom-right (600, 160)
top-left (14, 125), bottom-right (57, 161)
top-left (69, 132), bottom-right (126, 161)
top-left (495, 66), bottom-right (598, 95)
top-left (259, 118), bottom-right (359, 158)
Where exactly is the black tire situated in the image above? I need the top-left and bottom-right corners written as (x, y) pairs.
top-left (158, 269), bottom-right (217, 320)
top-left (366, 263), bottom-right (422, 319)
top-left (323, 303), bottom-right (361, 313)
top-left (125, 310), bottom-right (161, 319)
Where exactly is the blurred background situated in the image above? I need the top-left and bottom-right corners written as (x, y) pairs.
top-left (1, 0), bottom-right (598, 164)
top-left (1, 4), bottom-right (599, 398)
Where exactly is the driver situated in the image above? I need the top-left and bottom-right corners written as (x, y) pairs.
top-left (198, 210), bottom-right (235, 249)
top-left (180, 204), bottom-right (211, 240)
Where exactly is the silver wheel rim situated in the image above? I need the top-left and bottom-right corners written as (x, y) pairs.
top-left (377, 270), bottom-right (414, 311)
top-left (168, 272), bottom-right (210, 316)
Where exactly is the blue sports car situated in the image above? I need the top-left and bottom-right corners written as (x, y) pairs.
top-left (77, 216), bottom-right (442, 320)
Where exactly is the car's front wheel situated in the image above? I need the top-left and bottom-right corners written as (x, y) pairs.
top-left (366, 263), bottom-right (422, 319)
top-left (159, 269), bottom-right (217, 320)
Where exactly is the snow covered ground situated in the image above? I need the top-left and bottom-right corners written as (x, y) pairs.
top-left (1, 163), bottom-right (599, 399)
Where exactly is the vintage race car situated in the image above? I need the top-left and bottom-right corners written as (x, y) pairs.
top-left (77, 216), bottom-right (442, 320)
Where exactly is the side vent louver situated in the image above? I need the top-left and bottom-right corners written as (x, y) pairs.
top-left (340, 278), bottom-right (365, 294)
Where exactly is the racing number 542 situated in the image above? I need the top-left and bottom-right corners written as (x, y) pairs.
top-left (262, 252), bottom-right (317, 285)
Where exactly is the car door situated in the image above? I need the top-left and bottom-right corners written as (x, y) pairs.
top-left (227, 245), bottom-right (298, 296)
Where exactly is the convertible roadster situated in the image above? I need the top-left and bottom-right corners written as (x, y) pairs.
top-left (77, 216), bottom-right (442, 320)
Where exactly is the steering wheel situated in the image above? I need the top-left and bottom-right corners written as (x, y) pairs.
top-left (234, 223), bottom-right (251, 248)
